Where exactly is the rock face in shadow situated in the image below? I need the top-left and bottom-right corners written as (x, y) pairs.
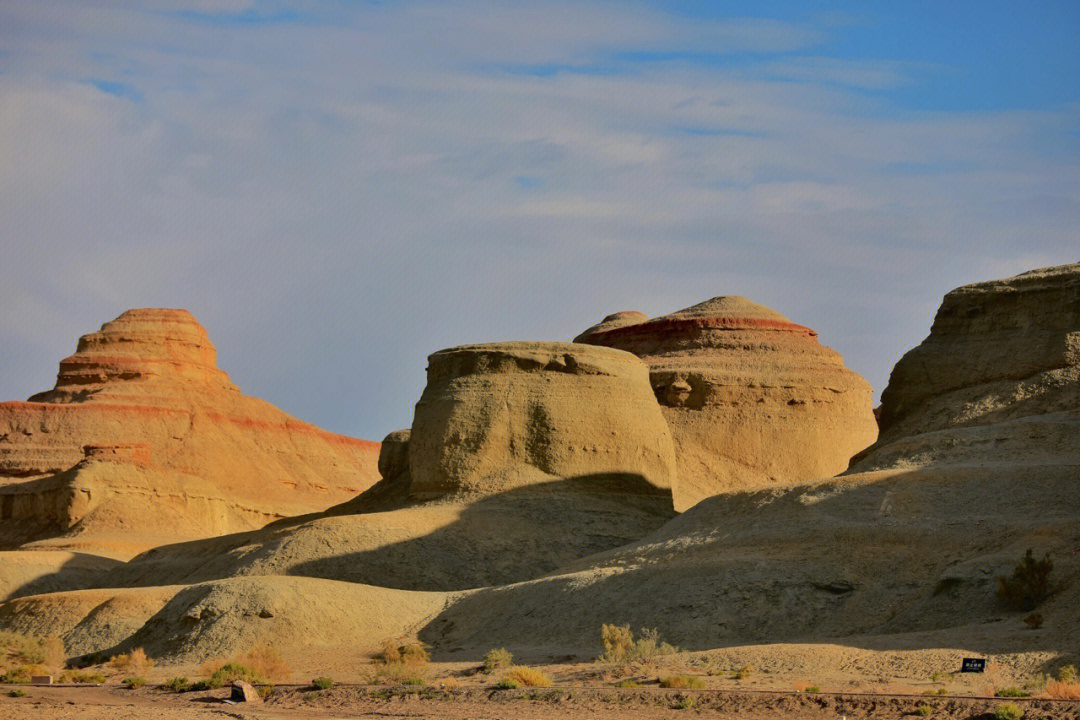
top-left (409, 341), bottom-right (676, 498)
top-left (575, 296), bottom-right (877, 509)
top-left (0, 309), bottom-right (380, 558)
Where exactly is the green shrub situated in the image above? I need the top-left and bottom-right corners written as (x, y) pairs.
top-left (257, 684), bottom-right (275, 699)
top-left (7, 689), bottom-right (27, 698)
top-left (672, 695), bottom-right (695, 709)
top-left (122, 677), bottom-right (147, 689)
top-left (615, 679), bottom-right (641, 687)
top-left (992, 702), bottom-right (1024, 720)
top-left (996, 687), bottom-right (1029, 698)
top-left (188, 680), bottom-right (211, 691)
top-left (599, 625), bottom-right (677, 665)
top-left (733, 665), bottom-right (752, 680)
top-left (312, 676), bottom-right (333, 690)
top-left (495, 678), bottom-right (519, 690)
top-left (658, 675), bottom-right (704, 689)
top-left (164, 677), bottom-right (190, 693)
top-left (482, 648), bottom-right (513, 673)
top-left (806, 685), bottom-right (821, 693)
top-left (1057, 665), bottom-right (1078, 683)
top-left (402, 677), bottom-right (425, 686)
top-left (914, 705), bottom-right (933, 716)
top-left (997, 550), bottom-right (1052, 611)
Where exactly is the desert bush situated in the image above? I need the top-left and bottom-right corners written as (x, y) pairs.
top-left (482, 648), bottom-right (513, 672)
top-left (1044, 681), bottom-right (1080, 700)
top-left (997, 550), bottom-right (1052, 611)
top-left (915, 705), bottom-right (933, 716)
top-left (495, 678), bottom-right (519, 690)
top-left (164, 677), bottom-right (190, 693)
top-left (733, 664), bottom-right (752, 680)
top-left (62, 670), bottom-right (105, 684)
top-left (806, 685), bottom-right (821, 693)
top-left (0, 632), bottom-right (50, 667)
top-left (503, 666), bottom-right (553, 687)
top-left (242, 645), bottom-right (290, 682)
top-left (992, 702), bottom-right (1024, 720)
top-left (1023, 673), bottom-right (1048, 692)
top-left (615, 679), bottom-right (641, 687)
top-left (257, 684), bottom-right (275, 699)
top-left (110, 648), bottom-right (153, 675)
top-left (599, 625), bottom-right (676, 665)
top-left (1056, 665), bottom-right (1077, 683)
top-left (374, 662), bottom-right (427, 686)
top-left (122, 676), bottom-right (147, 689)
top-left (312, 676), bottom-right (333, 690)
top-left (672, 695), bottom-right (695, 710)
top-left (1, 665), bottom-right (39, 684)
top-left (402, 676), bottom-right (425, 686)
top-left (39, 636), bottom-right (65, 670)
top-left (659, 675), bottom-right (704, 689)
top-left (995, 687), bottom-right (1029, 698)
top-left (377, 638), bottom-right (429, 666)
top-left (7, 689), bottom-right (27, 697)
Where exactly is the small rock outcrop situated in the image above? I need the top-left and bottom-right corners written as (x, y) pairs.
top-left (576, 296), bottom-right (877, 509)
top-left (0, 309), bottom-right (380, 556)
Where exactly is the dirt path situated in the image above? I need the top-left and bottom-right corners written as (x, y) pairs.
top-left (2, 684), bottom-right (1079, 719)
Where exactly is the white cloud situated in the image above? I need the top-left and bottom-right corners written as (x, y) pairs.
top-left (0, 1), bottom-right (1077, 438)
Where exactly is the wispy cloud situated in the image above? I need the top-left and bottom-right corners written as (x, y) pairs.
top-left (1, 1), bottom-right (1077, 438)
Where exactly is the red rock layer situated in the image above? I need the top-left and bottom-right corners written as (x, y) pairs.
top-left (0, 309), bottom-right (380, 553)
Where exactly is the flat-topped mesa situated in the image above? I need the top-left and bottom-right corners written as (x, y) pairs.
top-left (30, 309), bottom-right (237, 404)
top-left (0, 308), bottom-right (380, 556)
top-left (576, 296), bottom-right (877, 509)
top-left (408, 341), bottom-right (677, 500)
top-left (860, 262), bottom-right (1080, 461)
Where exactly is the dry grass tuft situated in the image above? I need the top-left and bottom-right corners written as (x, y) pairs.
top-left (1044, 681), bottom-right (1080, 700)
top-left (503, 666), bottom-right (553, 687)
top-left (242, 644), bottom-right (290, 682)
top-left (659, 674), bottom-right (704, 689)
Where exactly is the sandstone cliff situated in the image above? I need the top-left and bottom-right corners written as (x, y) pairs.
top-left (576, 296), bottom-right (877, 509)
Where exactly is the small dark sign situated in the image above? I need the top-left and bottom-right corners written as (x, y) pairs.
top-left (961, 658), bottom-right (986, 673)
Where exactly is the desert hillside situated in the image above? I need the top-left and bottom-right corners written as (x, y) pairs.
top-left (0, 265), bottom-right (1077, 687)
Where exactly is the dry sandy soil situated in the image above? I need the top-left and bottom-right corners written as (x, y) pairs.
top-left (2, 683), bottom-right (1079, 720)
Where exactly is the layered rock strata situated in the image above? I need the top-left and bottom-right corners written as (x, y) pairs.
top-left (0, 308), bottom-right (380, 556)
top-left (575, 296), bottom-right (877, 509)
top-left (98, 342), bottom-right (678, 592)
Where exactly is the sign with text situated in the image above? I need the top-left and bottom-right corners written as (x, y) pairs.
top-left (960, 658), bottom-right (986, 673)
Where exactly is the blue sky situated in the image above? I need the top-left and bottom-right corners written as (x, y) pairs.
top-left (2, 1), bottom-right (1078, 441)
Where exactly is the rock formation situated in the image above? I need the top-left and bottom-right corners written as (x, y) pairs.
top-left (95, 342), bottom-right (678, 593)
top-left (0, 309), bottom-right (380, 558)
top-left (863, 263), bottom-right (1080, 454)
top-left (408, 341), bottom-right (676, 498)
top-left (575, 296), bottom-right (878, 509)
top-left (3, 267), bottom-right (1078, 675)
